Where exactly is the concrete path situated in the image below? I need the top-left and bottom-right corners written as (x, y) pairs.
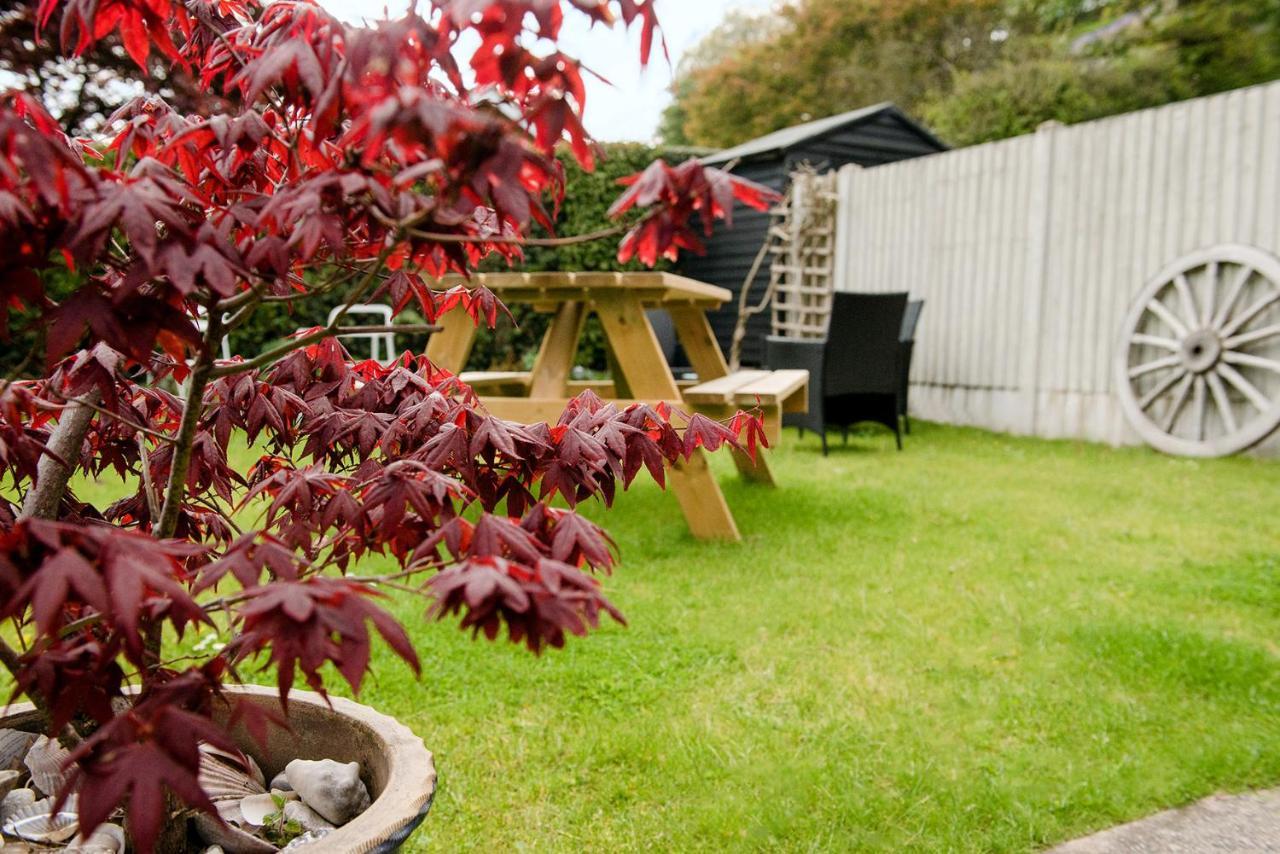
top-left (1049, 789), bottom-right (1280, 853)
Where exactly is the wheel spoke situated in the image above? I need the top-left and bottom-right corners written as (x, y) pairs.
top-left (1173, 274), bottom-right (1200, 330)
top-left (1132, 333), bottom-right (1180, 351)
top-left (1221, 290), bottom-right (1280, 338)
top-left (1212, 265), bottom-right (1253, 329)
top-left (1217, 363), bottom-right (1273, 413)
top-left (1146, 299), bottom-right (1189, 338)
top-left (1223, 351), bottom-right (1280, 374)
top-left (1161, 373), bottom-right (1195, 432)
top-left (1224, 323), bottom-right (1280, 350)
top-left (1201, 262), bottom-right (1218, 327)
top-left (1128, 355), bottom-right (1181, 379)
top-left (1206, 371), bottom-right (1238, 434)
top-left (1138, 368), bottom-right (1187, 410)
top-left (1191, 375), bottom-right (1207, 441)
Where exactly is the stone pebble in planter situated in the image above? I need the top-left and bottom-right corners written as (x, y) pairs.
top-left (194, 748), bottom-right (373, 852)
top-left (283, 760), bottom-right (370, 827)
top-left (0, 728), bottom-right (374, 854)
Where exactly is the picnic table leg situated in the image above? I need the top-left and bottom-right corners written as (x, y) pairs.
top-left (605, 344), bottom-right (632, 398)
top-left (596, 297), bottom-right (741, 542)
top-left (668, 307), bottom-right (776, 487)
top-left (425, 308), bottom-right (478, 373)
top-left (529, 302), bottom-right (587, 398)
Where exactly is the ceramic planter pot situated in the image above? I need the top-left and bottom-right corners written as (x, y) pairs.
top-left (2, 684), bottom-right (436, 853)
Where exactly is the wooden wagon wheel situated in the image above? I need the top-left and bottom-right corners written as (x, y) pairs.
top-left (1116, 245), bottom-right (1280, 457)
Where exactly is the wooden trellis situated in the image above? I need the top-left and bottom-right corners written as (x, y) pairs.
top-left (729, 167), bottom-right (838, 370)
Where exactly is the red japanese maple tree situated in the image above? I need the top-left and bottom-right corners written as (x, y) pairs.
top-left (0, 1), bottom-right (777, 850)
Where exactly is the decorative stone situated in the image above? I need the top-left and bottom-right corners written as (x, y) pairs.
top-left (269, 771), bottom-right (292, 792)
top-left (284, 759), bottom-right (370, 826)
top-left (283, 800), bottom-right (335, 835)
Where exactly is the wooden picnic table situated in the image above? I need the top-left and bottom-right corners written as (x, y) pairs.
top-left (424, 272), bottom-right (791, 542)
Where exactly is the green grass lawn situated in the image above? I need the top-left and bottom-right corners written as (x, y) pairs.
top-left (75, 423), bottom-right (1280, 851)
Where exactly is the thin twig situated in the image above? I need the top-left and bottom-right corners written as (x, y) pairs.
top-left (208, 251), bottom-right (393, 379)
top-left (137, 436), bottom-right (161, 521)
top-left (39, 389), bottom-right (176, 445)
top-left (187, 494), bottom-right (244, 535)
top-left (404, 222), bottom-right (627, 247)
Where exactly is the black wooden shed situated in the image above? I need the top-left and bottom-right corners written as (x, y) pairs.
top-left (676, 103), bottom-right (948, 367)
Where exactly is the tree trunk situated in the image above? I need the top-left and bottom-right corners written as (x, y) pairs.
top-left (19, 390), bottom-right (101, 521)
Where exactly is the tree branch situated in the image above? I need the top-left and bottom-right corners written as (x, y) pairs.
top-left (38, 388), bottom-right (176, 445)
top-left (208, 252), bottom-right (394, 379)
top-left (155, 309), bottom-right (223, 539)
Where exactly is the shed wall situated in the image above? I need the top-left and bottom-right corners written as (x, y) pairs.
top-left (679, 112), bottom-right (945, 366)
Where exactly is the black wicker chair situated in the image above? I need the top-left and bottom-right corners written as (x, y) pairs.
top-left (898, 299), bottom-right (924, 435)
top-left (766, 291), bottom-right (909, 454)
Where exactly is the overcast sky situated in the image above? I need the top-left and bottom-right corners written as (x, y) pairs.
top-left (322, 0), bottom-right (778, 143)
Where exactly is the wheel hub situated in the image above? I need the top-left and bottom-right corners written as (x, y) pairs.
top-left (1180, 328), bottom-right (1222, 373)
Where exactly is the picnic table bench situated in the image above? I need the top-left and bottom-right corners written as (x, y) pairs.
top-left (426, 272), bottom-right (808, 541)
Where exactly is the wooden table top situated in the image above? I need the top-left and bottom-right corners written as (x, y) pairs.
top-left (432, 272), bottom-right (733, 308)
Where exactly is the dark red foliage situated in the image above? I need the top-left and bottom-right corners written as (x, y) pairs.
top-left (230, 576), bottom-right (420, 702)
top-left (0, 1), bottom-right (774, 851)
top-left (428, 556), bottom-right (625, 652)
top-left (0, 520), bottom-right (209, 655)
top-left (66, 666), bottom-right (240, 854)
top-left (611, 159), bottom-right (781, 265)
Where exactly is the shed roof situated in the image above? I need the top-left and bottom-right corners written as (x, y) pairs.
top-left (701, 103), bottom-right (946, 166)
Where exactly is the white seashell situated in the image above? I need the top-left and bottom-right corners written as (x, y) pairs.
top-left (192, 810), bottom-right (279, 854)
top-left (0, 730), bottom-right (36, 773)
top-left (65, 822), bottom-right (125, 854)
top-left (2, 795), bottom-right (79, 844)
top-left (0, 770), bottom-right (20, 802)
top-left (0, 788), bottom-right (36, 824)
top-left (199, 743), bottom-right (266, 787)
top-left (23, 735), bottom-right (71, 798)
top-left (238, 792), bottom-right (280, 827)
top-left (199, 749), bottom-right (267, 804)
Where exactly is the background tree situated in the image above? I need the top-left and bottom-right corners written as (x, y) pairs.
top-left (662, 0), bottom-right (1280, 149)
top-left (0, 1), bottom-right (220, 134)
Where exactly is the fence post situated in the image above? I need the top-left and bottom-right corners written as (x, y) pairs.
top-left (1020, 121), bottom-right (1059, 435)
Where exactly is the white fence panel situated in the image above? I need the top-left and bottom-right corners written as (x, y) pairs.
top-left (833, 80), bottom-right (1280, 452)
